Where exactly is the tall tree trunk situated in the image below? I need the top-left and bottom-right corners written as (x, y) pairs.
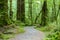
top-left (0, 0), bottom-right (8, 26)
top-left (57, 4), bottom-right (60, 25)
top-left (21, 0), bottom-right (25, 22)
top-left (28, 0), bottom-right (33, 25)
top-left (53, 0), bottom-right (57, 21)
top-left (52, 0), bottom-right (56, 22)
top-left (17, 0), bottom-right (25, 22)
top-left (10, 0), bottom-right (13, 19)
top-left (35, 10), bottom-right (42, 24)
top-left (41, 0), bottom-right (48, 26)
top-left (17, 0), bottom-right (21, 20)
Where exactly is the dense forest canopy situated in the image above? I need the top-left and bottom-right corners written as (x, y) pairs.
top-left (0, 0), bottom-right (59, 25)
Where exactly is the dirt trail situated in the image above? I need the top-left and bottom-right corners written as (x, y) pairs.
top-left (9, 26), bottom-right (45, 40)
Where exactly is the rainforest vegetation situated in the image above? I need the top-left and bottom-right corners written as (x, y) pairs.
top-left (0, 0), bottom-right (60, 40)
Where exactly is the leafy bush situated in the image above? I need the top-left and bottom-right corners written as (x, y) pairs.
top-left (36, 22), bottom-right (60, 40)
top-left (36, 22), bottom-right (56, 32)
top-left (45, 24), bottom-right (60, 40)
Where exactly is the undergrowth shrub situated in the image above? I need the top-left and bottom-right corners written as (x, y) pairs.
top-left (45, 23), bottom-right (60, 40)
top-left (0, 20), bottom-right (25, 40)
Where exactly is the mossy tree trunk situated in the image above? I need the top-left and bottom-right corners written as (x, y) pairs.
top-left (51, 0), bottom-right (57, 22)
top-left (17, 0), bottom-right (20, 20)
top-left (17, 0), bottom-right (25, 22)
top-left (57, 4), bottom-right (60, 25)
top-left (28, 0), bottom-right (33, 25)
top-left (10, 0), bottom-right (13, 19)
top-left (41, 0), bottom-right (48, 26)
top-left (0, 0), bottom-right (8, 26)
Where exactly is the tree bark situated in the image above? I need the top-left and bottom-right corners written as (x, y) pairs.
top-left (17, 0), bottom-right (25, 22)
top-left (17, 0), bottom-right (21, 20)
top-left (0, 0), bottom-right (8, 26)
top-left (10, 0), bottom-right (13, 19)
top-left (51, 0), bottom-right (56, 22)
top-left (35, 10), bottom-right (42, 24)
top-left (41, 0), bottom-right (48, 26)
top-left (28, 0), bottom-right (33, 25)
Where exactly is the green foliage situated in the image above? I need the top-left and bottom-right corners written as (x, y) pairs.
top-left (0, 23), bottom-right (25, 40)
top-left (36, 22), bottom-right (56, 32)
top-left (14, 20), bottom-right (25, 26)
top-left (0, 34), bottom-right (14, 40)
top-left (0, 0), bottom-right (9, 26)
top-left (36, 21), bottom-right (60, 40)
top-left (45, 27), bottom-right (60, 40)
top-left (0, 0), bottom-right (60, 40)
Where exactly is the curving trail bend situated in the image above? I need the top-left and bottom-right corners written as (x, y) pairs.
top-left (9, 26), bottom-right (45, 40)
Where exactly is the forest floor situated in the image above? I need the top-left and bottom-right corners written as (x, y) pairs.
top-left (9, 26), bottom-right (45, 40)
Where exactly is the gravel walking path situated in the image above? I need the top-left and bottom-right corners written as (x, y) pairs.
top-left (9, 26), bottom-right (45, 40)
